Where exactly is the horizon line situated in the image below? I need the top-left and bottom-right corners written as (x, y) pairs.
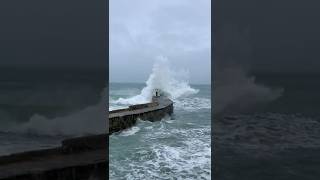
top-left (109, 81), bottom-right (211, 85)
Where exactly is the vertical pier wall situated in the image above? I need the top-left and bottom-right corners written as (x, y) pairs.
top-left (0, 96), bottom-right (174, 179)
top-left (109, 96), bottom-right (174, 134)
top-left (0, 135), bottom-right (108, 180)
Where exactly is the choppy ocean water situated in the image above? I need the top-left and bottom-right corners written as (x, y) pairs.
top-left (109, 83), bottom-right (211, 179)
top-left (214, 73), bottom-right (320, 179)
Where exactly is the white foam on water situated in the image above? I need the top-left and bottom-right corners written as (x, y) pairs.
top-left (144, 126), bottom-right (153, 130)
top-left (145, 140), bottom-right (211, 179)
top-left (119, 127), bottom-right (141, 136)
top-left (109, 58), bottom-right (211, 179)
top-left (114, 57), bottom-right (199, 105)
top-left (109, 104), bottom-right (127, 111)
top-left (110, 120), bottom-right (211, 180)
top-left (175, 97), bottom-right (211, 111)
top-left (109, 96), bottom-right (128, 110)
top-left (165, 120), bottom-right (175, 124)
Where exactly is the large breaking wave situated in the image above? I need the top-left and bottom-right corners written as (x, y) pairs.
top-left (113, 57), bottom-right (199, 105)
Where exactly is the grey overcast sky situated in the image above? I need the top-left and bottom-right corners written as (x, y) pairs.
top-left (110, 0), bottom-right (211, 84)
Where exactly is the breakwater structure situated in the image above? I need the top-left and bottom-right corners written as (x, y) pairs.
top-left (0, 94), bottom-right (174, 180)
top-left (109, 95), bottom-right (174, 134)
top-left (0, 134), bottom-right (108, 180)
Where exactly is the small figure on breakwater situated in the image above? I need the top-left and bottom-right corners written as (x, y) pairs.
top-left (109, 89), bottom-right (173, 134)
top-left (154, 88), bottom-right (161, 97)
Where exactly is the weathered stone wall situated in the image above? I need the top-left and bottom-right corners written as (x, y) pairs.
top-left (2, 162), bottom-right (107, 180)
top-left (0, 134), bottom-right (108, 180)
top-left (109, 96), bottom-right (173, 134)
top-left (0, 96), bottom-right (174, 180)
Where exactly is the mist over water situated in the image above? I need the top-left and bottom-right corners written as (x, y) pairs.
top-left (214, 67), bottom-right (283, 115)
top-left (0, 70), bottom-right (107, 155)
top-left (110, 60), bottom-right (211, 179)
top-left (0, 87), bottom-right (107, 137)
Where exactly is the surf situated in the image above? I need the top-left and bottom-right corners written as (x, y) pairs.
top-left (114, 56), bottom-right (199, 105)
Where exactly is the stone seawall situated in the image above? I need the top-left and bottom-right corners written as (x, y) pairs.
top-left (0, 134), bottom-right (108, 180)
top-left (109, 96), bottom-right (174, 134)
top-left (0, 96), bottom-right (174, 180)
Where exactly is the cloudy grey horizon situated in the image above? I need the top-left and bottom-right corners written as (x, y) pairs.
top-left (110, 0), bottom-right (211, 85)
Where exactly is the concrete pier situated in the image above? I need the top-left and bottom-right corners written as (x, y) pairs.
top-left (0, 134), bottom-right (108, 180)
top-left (109, 96), bottom-right (174, 134)
top-left (0, 96), bottom-right (174, 180)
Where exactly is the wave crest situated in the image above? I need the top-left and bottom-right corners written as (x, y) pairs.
top-left (115, 57), bottom-right (199, 105)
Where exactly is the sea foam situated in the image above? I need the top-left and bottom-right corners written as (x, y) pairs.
top-left (114, 56), bottom-right (199, 105)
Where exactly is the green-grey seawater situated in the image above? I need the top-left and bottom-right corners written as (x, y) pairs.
top-left (109, 83), bottom-right (211, 179)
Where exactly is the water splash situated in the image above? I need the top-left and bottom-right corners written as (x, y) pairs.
top-left (2, 89), bottom-right (108, 136)
top-left (115, 57), bottom-right (199, 105)
top-left (119, 127), bottom-right (141, 137)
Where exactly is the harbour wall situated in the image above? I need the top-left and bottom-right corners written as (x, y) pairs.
top-left (109, 96), bottom-right (174, 134)
top-left (0, 134), bottom-right (108, 180)
top-left (0, 96), bottom-right (174, 179)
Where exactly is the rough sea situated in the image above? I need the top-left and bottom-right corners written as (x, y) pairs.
top-left (109, 82), bottom-right (211, 179)
top-left (109, 60), bottom-right (211, 179)
top-left (214, 72), bottom-right (320, 180)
